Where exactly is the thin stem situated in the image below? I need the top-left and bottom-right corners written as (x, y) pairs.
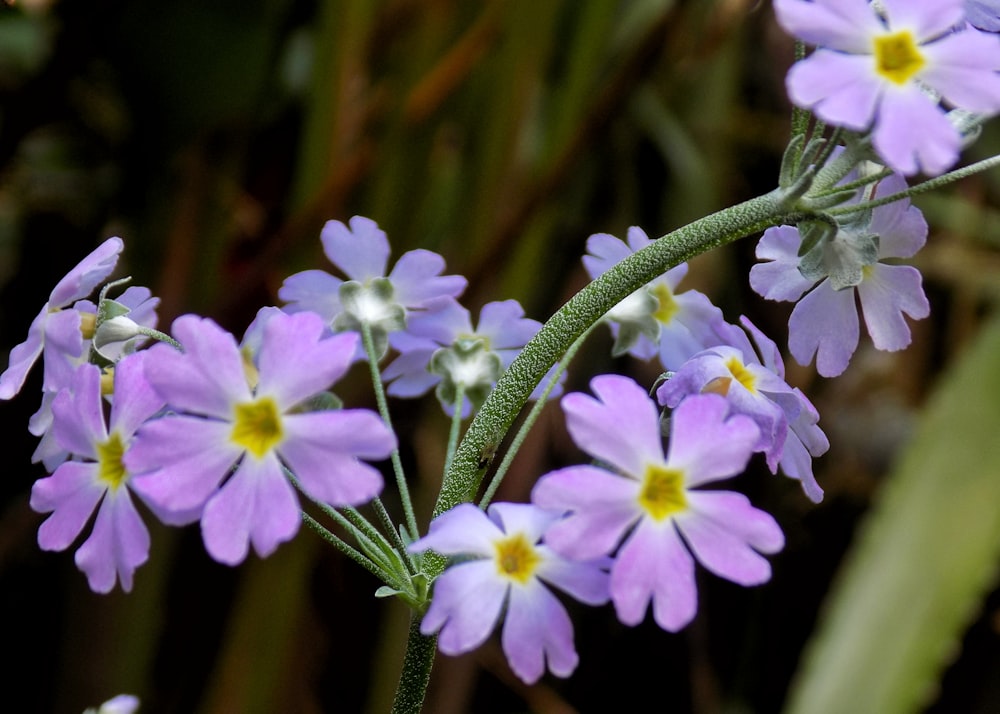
top-left (429, 190), bottom-right (790, 580)
top-left (479, 323), bottom-right (596, 509)
top-left (301, 512), bottom-right (394, 583)
top-left (443, 383), bottom-right (466, 476)
top-left (360, 322), bottom-right (421, 551)
top-left (390, 616), bottom-right (437, 714)
top-left (829, 153), bottom-right (1000, 216)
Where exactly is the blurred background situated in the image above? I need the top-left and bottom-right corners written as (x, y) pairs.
top-left (2, 1), bottom-right (1000, 712)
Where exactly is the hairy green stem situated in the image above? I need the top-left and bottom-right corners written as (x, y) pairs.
top-left (390, 617), bottom-right (437, 714)
top-left (428, 190), bottom-right (789, 566)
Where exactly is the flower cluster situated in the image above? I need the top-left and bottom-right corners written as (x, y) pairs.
top-left (5, 1), bottom-right (1000, 703)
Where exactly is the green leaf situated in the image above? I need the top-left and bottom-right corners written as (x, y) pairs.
top-left (784, 313), bottom-right (1000, 714)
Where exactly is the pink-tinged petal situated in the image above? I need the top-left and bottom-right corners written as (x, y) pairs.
top-left (532, 465), bottom-right (640, 561)
top-left (666, 395), bottom-right (760, 487)
top-left (582, 232), bottom-right (633, 279)
top-left (741, 316), bottom-right (786, 378)
top-left (773, 0), bottom-right (883, 53)
top-left (611, 520), bottom-right (697, 631)
top-left (277, 270), bottom-right (343, 323)
top-left (389, 249), bottom-right (467, 308)
top-left (881, 0), bottom-right (965, 40)
top-left (108, 353), bottom-right (165, 438)
top-left (49, 237), bottom-right (123, 307)
top-left (145, 316), bottom-right (250, 419)
top-left (625, 225), bottom-right (654, 253)
top-left (478, 300), bottom-right (540, 350)
top-left (127, 417), bottom-right (240, 512)
top-left (503, 581), bottom-right (577, 683)
top-left (410, 503), bottom-right (503, 558)
top-left (75, 489), bottom-right (150, 593)
top-left (405, 298), bottom-right (469, 343)
top-left (562, 374), bottom-right (664, 477)
top-left (921, 31), bottom-right (1000, 112)
top-left (750, 227), bottom-right (816, 302)
top-left (873, 86), bottom-right (960, 176)
top-left (279, 410), bottom-right (393, 506)
top-left (320, 216), bottom-right (390, 281)
top-left (787, 52), bottom-right (882, 130)
top-left (488, 502), bottom-right (554, 544)
top-left (42, 308), bottom-right (86, 391)
top-left (788, 281), bottom-right (859, 378)
top-left (383, 348), bottom-right (439, 397)
top-left (51, 365), bottom-right (106, 458)
top-left (676, 491), bottom-right (784, 586)
top-left (870, 180), bottom-right (928, 259)
top-left (780, 427), bottom-right (826, 503)
top-left (421, 559), bottom-right (507, 654)
top-left (201, 455), bottom-right (300, 565)
top-left (0, 304), bottom-right (46, 399)
top-left (858, 264), bottom-right (929, 352)
top-left (257, 313), bottom-right (356, 408)
top-left (31, 461), bottom-right (104, 551)
top-left (535, 547), bottom-right (610, 606)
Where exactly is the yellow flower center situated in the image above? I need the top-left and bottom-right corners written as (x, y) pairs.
top-left (638, 463), bottom-right (688, 521)
top-left (874, 31), bottom-right (925, 85)
top-left (726, 356), bottom-right (757, 392)
top-left (651, 283), bottom-right (679, 324)
top-left (96, 432), bottom-right (128, 490)
top-left (231, 397), bottom-right (284, 458)
top-left (494, 533), bottom-right (541, 584)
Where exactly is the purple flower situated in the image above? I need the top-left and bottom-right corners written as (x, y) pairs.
top-left (30, 354), bottom-right (165, 593)
top-left (656, 318), bottom-right (827, 501)
top-left (409, 502), bottom-right (609, 684)
top-left (127, 311), bottom-right (396, 565)
top-left (583, 227), bottom-right (724, 370)
top-left (532, 376), bottom-right (783, 632)
top-left (775, 0), bottom-right (1000, 175)
top-left (29, 283), bottom-right (161, 471)
top-left (382, 298), bottom-right (551, 416)
top-left (967, 0), bottom-right (1000, 32)
top-left (278, 216), bottom-right (467, 357)
top-left (750, 174), bottom-right (929, 378)
top-left (0, 236), bottom-right (123, 400)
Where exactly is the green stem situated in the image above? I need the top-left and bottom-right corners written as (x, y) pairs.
top-left (478, 323), bottom-right (596, 509)
top-left (829, 153), bottom-right (1000, 216)
top-left (301, 512), bottom-right (393, 583)
top-left (390, 616), bottom-right (437, 714)
top-left (443, 383), bottom-right (466, 476)
top-left (428, 190), bottom-right (789, 574)
top-left (360, 321), bottom-right (421, 553)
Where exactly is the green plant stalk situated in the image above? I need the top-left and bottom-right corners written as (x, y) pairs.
top-left (443, 383), bottom-right (466, 476)
top-left (387, 189), bottom-right (793, 712)
top-left (360, 322), bottom-right (420, 559)
top-left (430, 190), bottom-right (788, 535)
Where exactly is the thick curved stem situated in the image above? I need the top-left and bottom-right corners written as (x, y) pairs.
top-left (390, 616), bottom-right (437, 714)
top-left (429, 190), bottom-right (788, 562)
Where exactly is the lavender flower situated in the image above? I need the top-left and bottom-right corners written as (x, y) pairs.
top-left (656, 318), bottom-right (828, 502)
top-left (127, 311), bottom-right (396, 565)
top-left (382, 298), bottom-right (547, 416)
top-left (278, 216), bottom-right (467, 357)
top-left (0, 236), bottom-right (122, 400)
top-left (409, 502), bottom-right (609, 684)
top-left (750, 173), bottom-right (929, 378)
top-left (583, 227), bottom-right (723, 370)
top-left (967, 0), bottom-right (1000, 32)
top-left (532, 376), bottom-right (783, 632)
top-left (30, 355), bottom-right (164, 593)
top-left (775, 0), bottom-right (1000, 175)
